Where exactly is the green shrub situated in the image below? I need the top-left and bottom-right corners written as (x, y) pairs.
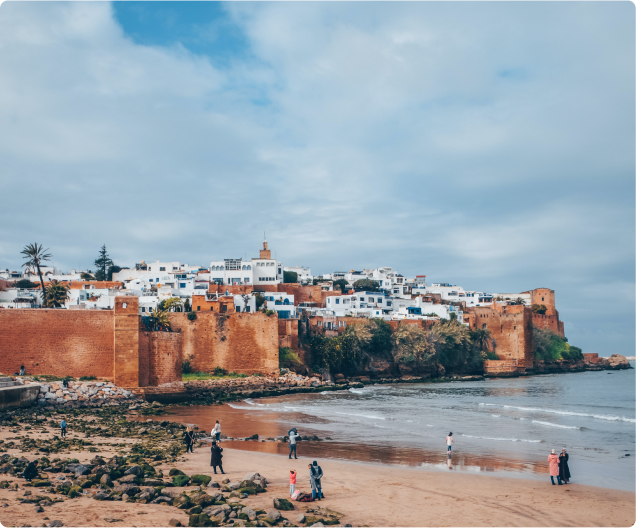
top-left (213, 366), bottom-right (226, 376)
top-left (182, 360), bottom-right (192, 374)
top-left (485, 352), bottom-right (500, 360)
top-left (534, 326), bottom-right (582, 362)
top-left (187, 312), bottom-right (197, 321)
top-left (169, 468), bottom-right (185, 476)
top-left (79, 376), bottom-right (97, 381)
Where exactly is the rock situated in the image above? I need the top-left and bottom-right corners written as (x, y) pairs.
top-left (266, 510), bottom-right (281, 523)
top-left (273, 498), bottom-right (294, 511)
top-left (311, 523), bottom-right (325, 527)
top-left (124, 465), bottom-right (143, 476)
top-left (229, 511), bottom-right (237, 519)
top-left (608, 354), bottom-right (630, 369)
top-left (104, 519), bottom-right (123, 523)
top-left (169, 519), bottom-right (182, 527)
top-left (207, 481), bottom-right (220, 489)
top-left (295, 514), bottom-right (306, 524)
top-left (100, 474), bottom-right (112, 487)
top-left (173, 494), bottom-right (192, 509)
top-left (242, 472), bottom-right (261, 482)
top-left (93, 492), bottom-right (111, 501)
top-left (170, 468), bottom-right (186, 476)
top-left (173, 474), bottom-right (190, 487)
top-left (118, 474), bottom-right (139, 484)
top-left (48, 521), bottom-right (64, 527)
top-left (188, 506), bottom-right (203, 515)
top-left (241, 508), bottom-right (257, 521)
top-left (188, 513), bottom-right (217, 527)
top-left (228, 481), bottom-right (241, 490)
top-left (73, 464), bottom-right (91, 477)
top-left (114, 485), bottom-right (140, 495)
top-left (191, 474), bottom-right (212, 487)
top-left (152, 496), bottom-right (173, 504)
top-left (143, 479), bottom-right (164, 486)
top-left (35, 505), bottom-right (44, 512)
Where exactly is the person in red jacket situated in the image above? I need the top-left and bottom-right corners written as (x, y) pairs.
top-left (548, 449), bottom-right (561, 485)
top-left (289, 469), bottom-right (297, 497)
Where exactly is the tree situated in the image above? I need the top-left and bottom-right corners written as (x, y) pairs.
top-left (94, 245), bottom-right (113, 281)
top-left (81, 272), bottom-right (95, 280)
top-left (163, 297), bottom-right (184, 312)
top-left (470, 327), bottom-right (492, 354)
top-left (353, 278), bottom-right (381, 292)
top-left (255, 293), bottom-right (266, 311)
top-left (21, 243), bottom-right (51, 307)
top-left (391, 325), bottom-right (437, 368)
top-left (45, 280), bottom-right (69, 308)
top-left (332, 278), bottom-right (348, 292)
top-left (509, 297), bottom-right (526, 306)
top-left (15, 279), bottom-right (37, 289)
top-left (108, 265), bottom-right (122, 281)
top-left (532, 303), bottom-right (547, 315)
top-left (150, 307), bottom-right (171, 331)
top-left (283, 271), bottom-right (298, 284)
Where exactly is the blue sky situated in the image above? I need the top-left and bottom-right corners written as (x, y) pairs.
top-left (0, 1), bottom-right (633, 355)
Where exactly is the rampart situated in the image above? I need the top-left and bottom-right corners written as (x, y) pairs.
top-left (168, 312), bottom-right (279, 375)
top-left (484, 359), bottom-right (519, 376)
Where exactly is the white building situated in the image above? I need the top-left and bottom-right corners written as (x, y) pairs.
top-left (263, 292), bottom-right (297, 319)
top-left (325, 291), bottom-right (394, 317)
top-left (283, 266), bottom-right (313, 284)
top-left (391, 296), bottom-right (464, 323)
top-left (210, 240), bottom-right (283, 286)
top-left (413, 283), bottom-right (493, 307)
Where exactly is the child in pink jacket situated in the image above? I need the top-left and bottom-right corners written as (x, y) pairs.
top-left (290, 470), bottom-right (297, 496)
top-left (548, 449), bottom-right (561, 485)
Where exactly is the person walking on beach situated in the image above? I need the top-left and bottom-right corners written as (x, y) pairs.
top-left (211, 420), bottom-right (221, 443)
top-left (22, 461), bottom-right (38, 482)
top-left (559, 448), bottom-right (571, 484)
top-left (289, 428), bottom-right (300, 459)
top-left (60, 419), bottom-right (67, 438)
top-left (446, 432), bottom-right (454, 452)
top-left (548, 449), bottom-right (561, 485)
top-left (184, 426), bottom-right (195, 454)
top-left (289, 469), bottom-right (297, 497)
top-left (210, 440), bottom-right (225, 474)
top-left (309, 461), bottom-right (323, 500)
top-left (19, 365), bottom-right (25, 376)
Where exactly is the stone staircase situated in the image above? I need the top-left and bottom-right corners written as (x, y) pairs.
top-left (0, 377), bottom-right (21, 388)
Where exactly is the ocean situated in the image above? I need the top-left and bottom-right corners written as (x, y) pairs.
top-left (160, 364), bottom-right (635, 491)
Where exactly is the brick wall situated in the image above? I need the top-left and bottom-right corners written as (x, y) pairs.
top-left (532, 313), bottom-right (565, 337)
top-left (140, 332), bottom-right (183, 386)
top-left (530, 288), bottom-right (556, 315)
top-left (583, 353), bottom-right (600, 364)
top-left (0, 309), bottom-right (114, 378)
top-left (169, 312), bottom-right (279, 375)
top-left (484, 359), bottom-right (518, 374)
top-left (278, 319), bottom-right (299, 350)
top-left (114, 297), bottom-right (141, 387)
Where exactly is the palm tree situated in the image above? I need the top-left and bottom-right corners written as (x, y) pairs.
top-left (471, 327), bottom-right (492, 353)
top-left (514, 297), bottom-right (526, 305)
top-left (45, 280), bottom-right (69, 308)
top-left (21, 243), bottom-right (51, 307)
top-left (150, 307), bottom-right (171, 331)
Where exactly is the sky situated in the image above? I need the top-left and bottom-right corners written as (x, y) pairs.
top-left (0, 1), bottom-right (633, 355)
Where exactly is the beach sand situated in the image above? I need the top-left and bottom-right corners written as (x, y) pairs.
top-left (0, 427), bottom-right (633, 528)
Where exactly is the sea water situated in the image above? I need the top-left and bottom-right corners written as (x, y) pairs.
top-left (161, 365), bottom-right (635, 491)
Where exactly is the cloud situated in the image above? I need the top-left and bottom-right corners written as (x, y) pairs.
top-left (0, 1), bottom-right (633, 353)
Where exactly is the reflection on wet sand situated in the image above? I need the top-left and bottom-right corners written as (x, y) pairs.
top-left (141, 404), bottom-right (548, 479)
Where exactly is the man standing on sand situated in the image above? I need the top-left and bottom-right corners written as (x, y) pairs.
top-left (60, 419), bottom-right (67, 438)
top-left (446, 432), bottom-right (454, 452)
top-left (289, 428), bottom-right (300, 459)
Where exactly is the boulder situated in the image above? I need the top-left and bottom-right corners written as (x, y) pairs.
top-left (241, 507), bottom-right (257, 521)
top-left (207, 481), bottom-right (220, 489)
top-left (93, 492), bottom-right (111, 501)
top-left (168, 519), bottom-right (182, 527)
top-left (188, 513), bottom-right (217, 527)
top-left (191, 474), bottom-right (212, 487)
top-left (189, 492), bottom-right (215, 508)
top-left (173, 475), bottom-right (190, 487)
top-left (273, 498), bottom-right (294, 511)
top-left (295, 514), bottom-right (306, 524)
top-left (173, 494), bottom-right (191, 509)
top-left (266, 510), bottom-right (281, 523)
top-left (124, 465), bottom-right (143, 476)
top-left (118, 474), bottom-right (139, 484)
top-left (100, 474), bottom-right (112, 487)
top-left (48, 521), bottom-right (64, 527)
top-left (227, 481), bottom-right (241, 491)
top-left (608, 354), bottom-right (630, 369)
top-left (170, 468), bottom-right (186, 476)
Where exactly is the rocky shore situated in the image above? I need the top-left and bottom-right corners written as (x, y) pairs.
top-left (0, 402), bottom-right (352, 528)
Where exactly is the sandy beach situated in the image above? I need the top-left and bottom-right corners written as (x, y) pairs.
top-left (0, 415), bottom-right (633, 528)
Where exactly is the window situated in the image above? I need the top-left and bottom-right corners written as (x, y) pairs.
top-left (482, 323), bottom-right (487, 329)
top-left (335, 298), bottom-right (340, 304)
top-left (318, 321), bottom-right (322, 326)
top-left (197, 306), bottom-right (201, 312)
top-left (236, 306), bottom-right (241, 313)
top-left (369, 297), bottom-right (374, 303)
top-left (221, 304), bottom-right (227, 313)
top-left (246, 306), bottom-right (251, 313)
top-left (245, 278), bottom-right (250, 283)
top-left (172, 267), bottom-right (178, 270)
top-left (160, 267), bottom-right (166, 271)
top-left (149, 279), bottom-right (153, 282)
top-left (141, 307), bottom-right (145, 312)
top-left (542, 297), bottom-right (544, 301)
top-left (377, 298), bottom-right (382, 303)
top-left (211, 306), bottom-right (214, 311)
top-left (180, 283), bottom-right (186, 288)
top-left (360, 297), bottom-right (365, 301)
top-left (387, 302), bottom-right (392, 307)
top-left (514, 325), bottom-right (516, 330)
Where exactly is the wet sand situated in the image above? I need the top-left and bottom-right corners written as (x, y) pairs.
top-left (0, 416), bottom-right (634, 527)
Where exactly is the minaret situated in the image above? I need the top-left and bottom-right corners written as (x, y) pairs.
top-left (259, 234), bottom-right (271, 259)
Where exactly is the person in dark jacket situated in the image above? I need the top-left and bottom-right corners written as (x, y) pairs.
top-left (309, 461), bottom-right (323, 500)
top-left (559, 448), bottom-right (571, 484)
top-left (210, 440), bottom-right (225, 474)
top-left (23, 461), bottom-right (38, 482)
top-left (184, 426), bottom-right (195, 454)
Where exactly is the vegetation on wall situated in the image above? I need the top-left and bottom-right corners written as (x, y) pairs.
top-left (533, 326), bottom-right (583, 362)
top-left (352, 279), bottom-right (381, 292)
top-left (532, 304), bottom-right (547, 315)
top-left (332, 279), bottom-right (348, 292)
top-left (15, 279), bottom-right (38, 289)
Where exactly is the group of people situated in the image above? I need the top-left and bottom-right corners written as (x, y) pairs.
top-left (290, 461), bottom-right (324, 500)
top-left (548, 448), bottom-right (571, 485)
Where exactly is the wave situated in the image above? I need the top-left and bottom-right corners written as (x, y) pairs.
top-left (334, 411), bottom-right (385, 420)
top-left (502, 405), bottom-right (636, 423)
top-left (462, 434), bottom-right (542, 443)
top-left (491, 414), bottom-right (501, 418)
top-left (479, 403), bottom-right (497, 406)
top-left (243, 398), bottom-right (267, 407)
top-left (349, 388), bottom-right (366, 394)
top-left (532, 420), bottom-right (580, 430)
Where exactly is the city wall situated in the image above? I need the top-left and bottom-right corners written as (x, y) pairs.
top-left (168, 312), bottom-right (279, 376)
